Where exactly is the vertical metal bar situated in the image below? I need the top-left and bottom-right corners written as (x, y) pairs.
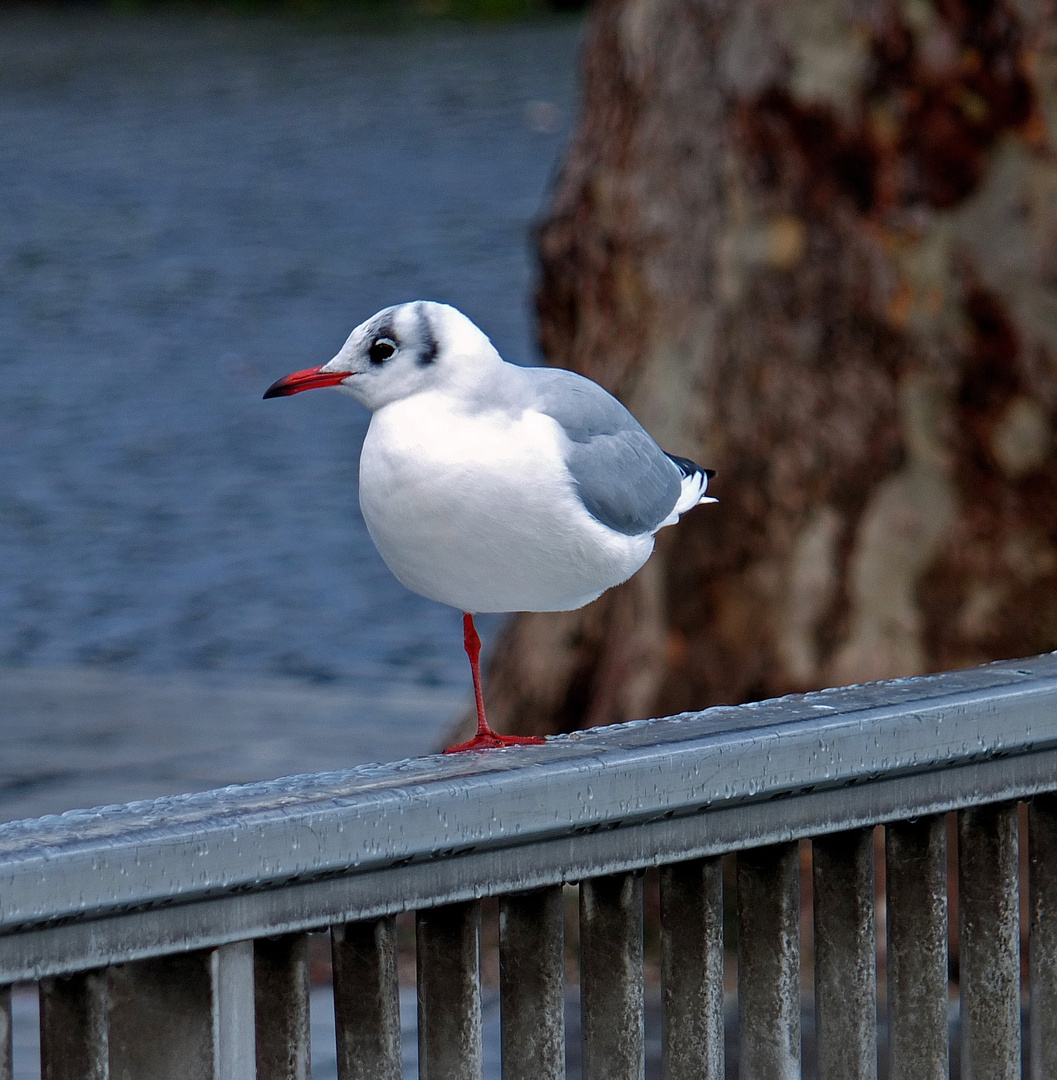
top-left (579, 872), bottom-right (645, 1080)
top-left (958, 803), bottom-right (1021, 1080)
top-left (332, 917), bottom-right (401, 1080)
top-left (813, 829), bottom-right (876, 1080)
top-left (417, 901), bottom-right (483, 1080)
top-left (213, 941), bottom-right (256, 1080)
top-left (0, 985), bottom-right (11, 1080)
top-left (737, 842), bottom-right (801, 1080)
top-left (108, 943), bottom-right (255, 1080)
top-left (1030, 795), bottom-right (1057, 1080)
top-left (39, 969), bottom-right (109, 1080)
top-left (885, 816), bottom-right (948, 1080)
top-left (499, 887), bottom-right (565, 1080)
top-left (255, 934), bottom-right (311, 1080)
top-left (659, 858), bottom-right (724, 1080)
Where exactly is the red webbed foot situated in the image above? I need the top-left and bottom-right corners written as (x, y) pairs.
top-left (443, 731), bottom-right (547, 753)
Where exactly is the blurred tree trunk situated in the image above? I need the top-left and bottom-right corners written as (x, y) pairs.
top-left (483, 0), bottom-right (1057, 738)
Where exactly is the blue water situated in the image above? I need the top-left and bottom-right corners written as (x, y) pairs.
top-left (0, 9), bottom-right (581, 689)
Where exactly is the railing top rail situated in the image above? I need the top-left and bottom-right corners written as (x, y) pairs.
top-left (3, 652), bottom-right (1057, 981)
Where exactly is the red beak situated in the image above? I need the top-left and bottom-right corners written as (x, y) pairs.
top-left (263, 366), bottom-right (353, 399)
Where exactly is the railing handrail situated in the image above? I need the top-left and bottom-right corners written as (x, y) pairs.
top-left (3, 651), bottom-right (1057, 982)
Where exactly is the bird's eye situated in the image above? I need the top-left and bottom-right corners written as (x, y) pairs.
top-left (369, 337), bottom-right (397, 365)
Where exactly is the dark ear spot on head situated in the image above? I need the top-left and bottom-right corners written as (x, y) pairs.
top-left (416, 303), bottom-right (439, 365)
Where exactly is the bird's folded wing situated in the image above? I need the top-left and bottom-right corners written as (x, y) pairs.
top-left (529, 368), bottom-right (681, 536)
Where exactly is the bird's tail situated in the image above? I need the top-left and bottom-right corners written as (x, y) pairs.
top-left (658, 455), bottom-right (717, 529)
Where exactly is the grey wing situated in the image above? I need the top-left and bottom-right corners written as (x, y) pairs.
top-left (529, 367), bottom-right (681, 536)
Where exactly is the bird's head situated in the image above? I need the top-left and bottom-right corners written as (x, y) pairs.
top-left (263, 301), bottom-right (500, 411)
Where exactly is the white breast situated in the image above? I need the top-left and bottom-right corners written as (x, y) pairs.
top-left (358, 392), bottom-right (653, 613)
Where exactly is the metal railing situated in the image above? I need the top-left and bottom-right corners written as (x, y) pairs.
top-left (3, 652), bottom-right (1057, 1079)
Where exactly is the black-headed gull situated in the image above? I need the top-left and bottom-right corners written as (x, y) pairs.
top-left (264, 302), bottom-right (716, 752)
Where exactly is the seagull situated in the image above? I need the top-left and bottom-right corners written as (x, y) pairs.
top-left (264, 302), bottom-right (716, 752)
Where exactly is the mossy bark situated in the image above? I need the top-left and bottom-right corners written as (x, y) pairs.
top-left (482, 0), bottom-right (1057, 737)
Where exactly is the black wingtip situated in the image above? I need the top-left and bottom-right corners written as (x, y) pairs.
top-left (665, 454), bottom-right (716, 481)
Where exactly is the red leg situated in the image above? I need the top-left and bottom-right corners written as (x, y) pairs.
top-left (443, 613), bottom-right (546, 753)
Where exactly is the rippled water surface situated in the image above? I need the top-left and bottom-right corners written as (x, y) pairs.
top-left (0, 9), bottom-right (581, 689)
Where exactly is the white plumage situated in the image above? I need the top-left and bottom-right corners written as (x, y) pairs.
top-left (359, 388), bottom-right (655, 613)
